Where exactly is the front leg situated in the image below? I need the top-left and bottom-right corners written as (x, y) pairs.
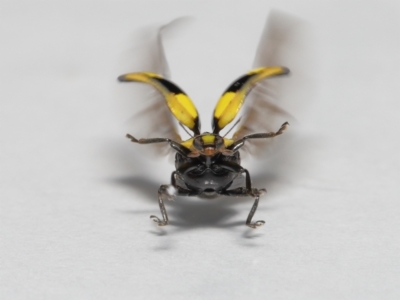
top-left (126, 134), bottom-right (191, 156)
top-left (228, 122), bottom-right (289, 153)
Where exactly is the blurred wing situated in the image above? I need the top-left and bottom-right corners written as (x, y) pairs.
top-left (118, 72), bottom-right (200, 135)
top-left (227, 11), bottom-right (306, 157)
top-left (117, 19), bottom-right (196, 157)
top-left (232, 11), bottom-right (316, 195)
top-left (212, 67), bottom-right (289, 134)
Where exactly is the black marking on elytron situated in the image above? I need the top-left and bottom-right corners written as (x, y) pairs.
top-left (213, 116), bottom-right (221, 134)
top-left (224, 74), bottom-right (253, 93)
top-left (193, 117), bottom-right (201, 135)
top-left (153, 77), bottom-right (187, 95)
top-left (153, 77), bottom-right (201, 134)
top-left (199, 135), bottom-right (205, 146)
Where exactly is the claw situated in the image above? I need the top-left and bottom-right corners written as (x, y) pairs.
top-left (246, 220), bottom-right (265, 229)
top-left (126, 134), bottom-right (139, 143)
top-left (277, 122), bottom-right (289, 135)
top-left (258, 188), bottom-right (267, 195)
top-left (250, 188), bottom-right (263, 198)
top-left (150, 215), bottom-right (169, 226)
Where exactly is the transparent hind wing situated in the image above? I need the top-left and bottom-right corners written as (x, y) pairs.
top-left (228, 10), bottom-right (307, 157)
top-left (119, 19), bottom-right (197, 158)
top-left (230, 11), bottom-right (315, 194)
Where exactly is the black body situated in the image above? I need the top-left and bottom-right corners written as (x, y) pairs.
top-left (125, 121), bottom-right (288, 228)
top-left (174, 152), bottom-right (244, 199)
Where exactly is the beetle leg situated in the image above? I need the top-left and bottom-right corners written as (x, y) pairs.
top-left (222, 187), bottom-right (266, 229)
top-left (241, 169), bottom-right (266, 229)
top-left (150, 172), bottom-right (178, 226)
top-left (150, 184), bottom-right (172, 226)
top-left (221, 166), bottom-right (266, 228)
top-left (150, 171), bottom-right (197, 226)
top-left (245, 191), bottom-right (266, 229)
top-left (228, 122), bottom-right (289, 152)
top-left (126, 134), bottom-right (191, 156)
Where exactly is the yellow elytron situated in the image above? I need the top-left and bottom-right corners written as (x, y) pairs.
top-left (118, 66), bottom-right (289, 228)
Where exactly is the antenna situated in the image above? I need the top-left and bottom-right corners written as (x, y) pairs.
top-left (223, 118), bottom-right (242, 138)
top-left (179, 123), bottom-right (194, 137)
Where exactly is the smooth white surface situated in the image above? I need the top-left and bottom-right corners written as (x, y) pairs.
top-left (1, 1), bottom-right (400, 299)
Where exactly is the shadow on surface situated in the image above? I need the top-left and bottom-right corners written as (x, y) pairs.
top-left (111, 176), bottom-right (159, 202)
top-left (108, 175), bottom-right (272, 232)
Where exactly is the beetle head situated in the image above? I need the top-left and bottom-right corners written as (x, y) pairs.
top-left (188, 133), bottom-right (233, 157)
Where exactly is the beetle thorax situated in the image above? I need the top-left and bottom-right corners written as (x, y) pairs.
top-left (184, 133), bottom-right (232, 158)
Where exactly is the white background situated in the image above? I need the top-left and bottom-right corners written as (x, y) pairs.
top-left (1, 1), bottom-right (400, 299)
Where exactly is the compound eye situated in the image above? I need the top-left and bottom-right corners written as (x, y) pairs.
top-left (193, 137), bottom-right (203, 150)
top-left (215, 136), bottom-right (224, 149)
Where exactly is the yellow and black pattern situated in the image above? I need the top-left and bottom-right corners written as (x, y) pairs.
top-left (212, 66), bottom-right (289, 134)
top-left (179, 133), bottom-right (234, 154)
top-left (118, 72), bottom-right (201, 135)
top-left (200, 134), bottom-right (216, 145)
